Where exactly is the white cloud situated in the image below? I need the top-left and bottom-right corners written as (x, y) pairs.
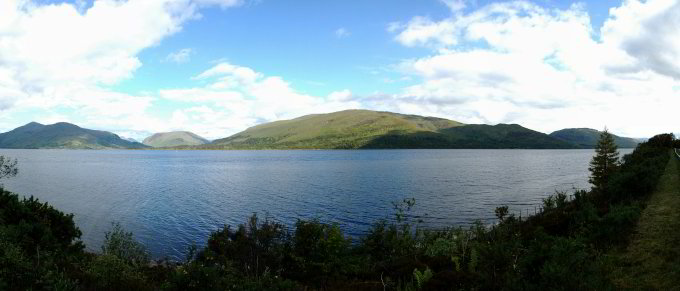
top-left (389, 16), bottom-right (457, 48)
top-left (383, 0), bottom-right (680, 137)
top-left (193, 62), bottom-right (262, 86)
top-left (1, 0), bottom-right (677, 140)
top-left (601, 0), bottom-right (680, 79)
top-left (0, 0), bottom-right (244, 137)
top-left (159, 62), bottom-right (359, 138)
top-left (164, 48), bottom-right (193, 63)
top-left (335, 27), bottom-right (350, 38)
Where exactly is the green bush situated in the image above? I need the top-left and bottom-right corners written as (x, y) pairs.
top-left (0, 233), bottom-right (32, 290)
top-left (101, 222), bottom-right (150, 266)
top-left (199, 213), bottom-right (288, 277)
top-left (288, 220), bottom-right (354, 287)
top-left (83, 254), bottom-right (150, 290)
top-left (0, 188), bottom-right (84, 290)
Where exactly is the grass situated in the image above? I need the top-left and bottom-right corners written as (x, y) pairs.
top-left (609, 151), bottom-right (680, 290)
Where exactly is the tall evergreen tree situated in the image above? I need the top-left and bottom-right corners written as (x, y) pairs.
top-left (588, 128), bottom-right (620, 190)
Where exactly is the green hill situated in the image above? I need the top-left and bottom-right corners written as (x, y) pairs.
top-left (0, 122), bottom-right (149, 149)
top-left (205, 110), bottom-right (575, 149)
top-left (143, 131), bottom-right (210, 148)
top-left (549, 128), bottom-right (639, 148)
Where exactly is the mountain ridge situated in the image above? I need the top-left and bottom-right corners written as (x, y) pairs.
top-left (0, 122), bottom-right (148, 149)
top-left (143, 131), bottom-right (210, 148)
top-left (203, 109), bottom-right (577, 149)
top-left (0, 111), bottom-right (643, 150)
top-left (549, 128), bottom-right (639, 148)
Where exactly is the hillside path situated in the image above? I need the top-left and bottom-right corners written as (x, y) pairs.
top-left (611, 151), bottom-right (680, 289)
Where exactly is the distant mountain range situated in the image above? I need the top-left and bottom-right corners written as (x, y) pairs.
top-left (0, 122), bottom-right (148, 149)
top-left (0, 110), bottom-right (642, 150)
top-left (203, 110), bottom-right (575, 149)
top-left (549, 128), bottom-right (639, 148)
top-left (143, 131), bottom-right (210, 148)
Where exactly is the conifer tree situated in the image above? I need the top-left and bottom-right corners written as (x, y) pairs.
top-left (588, 128), bottom-right (619, 190)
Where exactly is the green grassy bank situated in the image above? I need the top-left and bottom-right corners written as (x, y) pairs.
top-left (609, 149), bottom-right (680, 289)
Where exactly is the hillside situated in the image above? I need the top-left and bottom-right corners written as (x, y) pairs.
top-left (441, 124), bottom-right (578, 149)
top-left (143, 131), bottom-right (209, 147)
top-left (550, 128), bottom-right (639, 148)
top-left (206, 110), bottom-right (575, 149)
top-left (0, 122), bottom-right (148, 149)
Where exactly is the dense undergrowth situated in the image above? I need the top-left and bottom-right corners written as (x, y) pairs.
top-left (0, 134), bottom-right (676, 290)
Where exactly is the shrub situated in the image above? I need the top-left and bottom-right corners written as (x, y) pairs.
top-left (83, 254), bottom-right (150, 291)
top-left (0, 188), bottom-right (85, 290)
top-left (199, 213), bottom-right (288, 277)
top-left (101, 222), bottom-right (150, 267)
top-left (288, 220), bottom-right (353, 286)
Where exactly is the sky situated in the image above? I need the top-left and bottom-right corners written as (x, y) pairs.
top-left (0, 0), bottom-right (678, 140)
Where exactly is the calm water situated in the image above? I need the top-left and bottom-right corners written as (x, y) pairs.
top-left (0, 149), bottom-right (631, 260)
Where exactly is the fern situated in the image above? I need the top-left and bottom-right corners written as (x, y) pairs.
top-left (413, 267), bottom-right (433, 289)
top-left (452, 255), bottom-right (461, 272)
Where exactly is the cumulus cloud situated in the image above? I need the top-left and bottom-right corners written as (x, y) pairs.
top-left (159, 62), bottom-right (359, 138)
top-left (1, 0), bottom-right (678, 139)
top-left (0, 0), bottom-right (244, 136)
top-left (164, 48), bottom-right (193, 63)
top-left (384, 0), bottom-right (680, 137)
top-left (602, 0), bottom-right (680, 79)
top-left (388, 16), bottom-right (457, 48)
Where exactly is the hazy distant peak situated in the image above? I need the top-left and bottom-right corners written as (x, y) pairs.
top-left (143, 131), bottom-right (210, 148)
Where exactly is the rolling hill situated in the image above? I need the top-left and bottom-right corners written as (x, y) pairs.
top-left (0, 122), bottom-right (148, 149)
top-left (143, 131), bottom-right (210, 147)
top-left (204, 110), bottom-right (576, 149)
top-left (549, 128), bottom-right (639, 148)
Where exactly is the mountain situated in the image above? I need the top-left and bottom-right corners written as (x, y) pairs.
top-left (143, 131), bottom-right (210, 147)
top-left (0, 122), bottom-right (149, 149)
top-left (439, 124), bottom-right (578, 149)
top-left (549, 128), bottom-right (639, 148)
top-left (205, 109), bottom-right (576, 149)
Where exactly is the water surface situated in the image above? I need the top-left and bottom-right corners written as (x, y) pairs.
top-left (0, 149), bottom-right (630, 260)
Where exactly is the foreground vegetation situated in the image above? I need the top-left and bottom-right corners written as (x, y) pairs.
top-left (608, 147), bottom-right (680, 289)
top-left (0, 133), bottom-right (677, 290)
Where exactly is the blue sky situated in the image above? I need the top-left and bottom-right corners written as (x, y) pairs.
top-left (116, 0), bottom-right (615, 96)
top-left (0, 0), bottom-right (678, 139)
top-left (114, 1), bottom-right (452, 96)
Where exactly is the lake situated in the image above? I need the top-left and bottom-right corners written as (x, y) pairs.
top-left (0, 149), bottom-right (632, 260)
